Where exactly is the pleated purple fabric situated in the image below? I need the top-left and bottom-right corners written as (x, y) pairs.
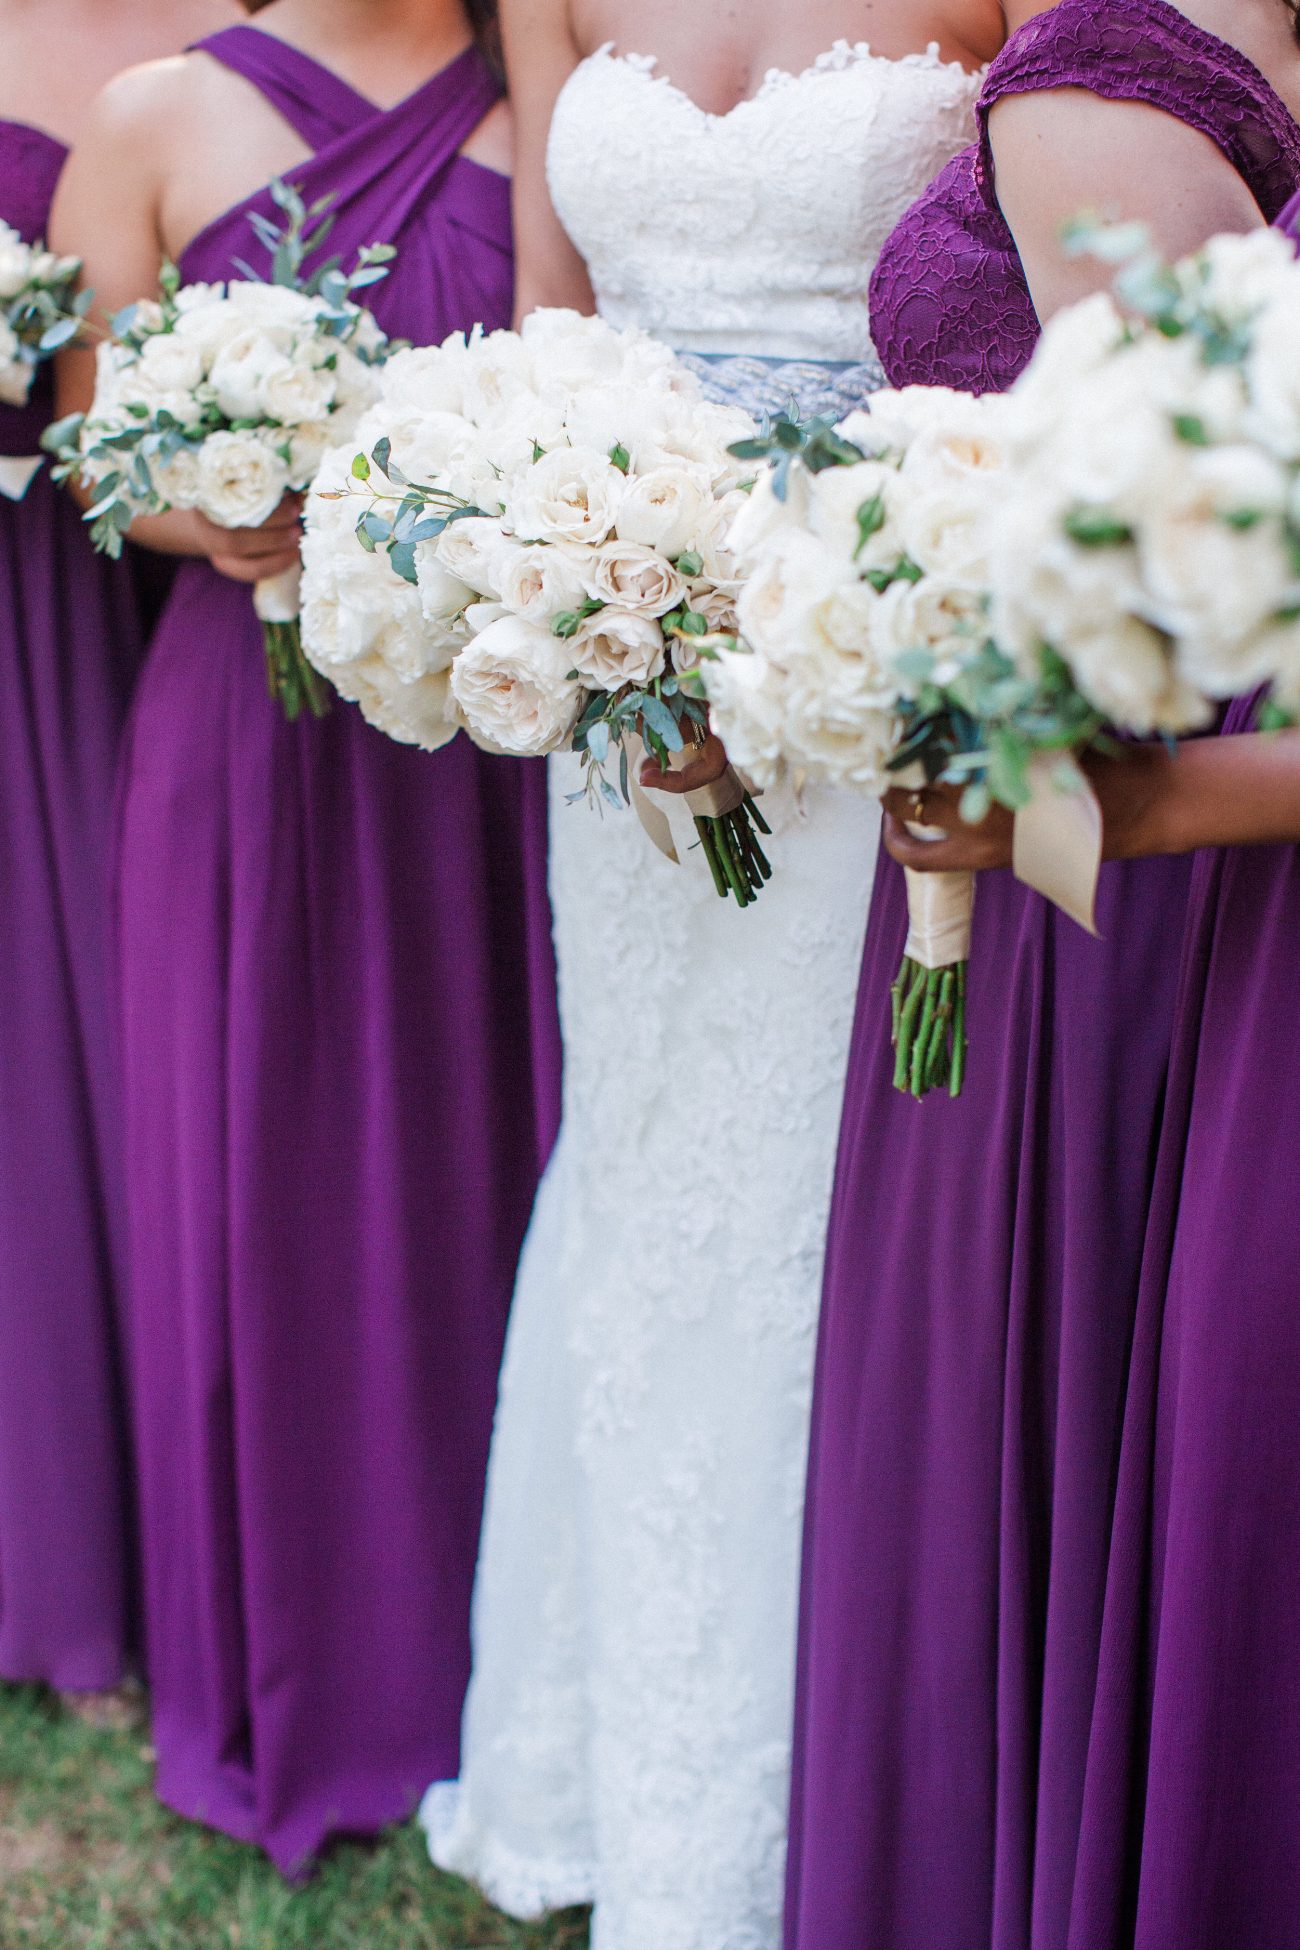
top-left (118, 30), bottom-right (560, 1874)
top-left (1065, 196), bottom-right (1300, 1950)
top-left (0, 120), bottom-right (142, 1690)
top-left (786, 9), bottom-right (1300, 1949)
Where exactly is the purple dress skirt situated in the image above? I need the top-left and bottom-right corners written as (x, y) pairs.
top-left (118, 30), bottom-right (560, 1874)
top-left (1064, 191), bottom-right (1300, 1950)
top-left (785, 9), bottom-right (1300, 1950)
top-left (0, 121), bottom-right (144, 1690)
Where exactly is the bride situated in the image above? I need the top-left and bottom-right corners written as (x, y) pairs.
top-left (425, 2), bottom-right (1000, 1943)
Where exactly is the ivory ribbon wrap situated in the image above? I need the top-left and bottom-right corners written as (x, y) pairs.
top-left (0, 455), bottom-right (42, 502)
top-left (902, 824), bottom-right (976, 970)
top-left (253, 562), bottom-right (303, 626)
top-left (1012, 752), bottom-right (1102, 937)
top-left (626, 731), bottom-right (750, 865)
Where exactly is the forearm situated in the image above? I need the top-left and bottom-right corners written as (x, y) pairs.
top-left (1098, 731), bottom-right (1300, 859)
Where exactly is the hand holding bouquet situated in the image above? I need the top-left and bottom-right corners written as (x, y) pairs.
top-left (301, 309), bottom-right (774, 903)
top-left (48, 182), bottom-right (398, 720)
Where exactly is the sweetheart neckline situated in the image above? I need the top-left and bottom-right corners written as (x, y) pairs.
top-left (584, 36), bottom-right (985, 126)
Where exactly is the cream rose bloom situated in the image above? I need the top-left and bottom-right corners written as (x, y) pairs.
top-left (262, 359), bottom-right (337, 428)
top-left (208, 331), bottom-right (292, 422)
top-left (0, 321), bottom-right (29, 406)
top-left (135, 330), bottom-right (206, 398)
top-left (701, 647), bottom-right (791, 789)
top-left (586, 540), bottom-right (687, 616)
top-left (613, 464), bottom-right (711, 559)
top-left (569, 606), bottom-right (666, 689)
top-left (0, 222), bottom-right (32, 301)
top-left (433, 515), bottom-right (511, 597)
top-left (735, 528), bottom-right (856, 663)
top-left (496, 542), bottom-right (591, 625)
top-left (195, 429), bottom-right (290, 529)
top-left (507, 445), bottom-right (624, 546)
top-left (450, 614), bottom-right (584, 755)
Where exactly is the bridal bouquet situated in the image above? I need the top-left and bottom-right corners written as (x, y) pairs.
top-left (301, 308), bottom-right (775, 904)
top-left (0, 220), bottom-right (86, 408)
top-left (49, 183), bottom-right (397, 719)
top-left (984, 223), bottom-right (1300, 736)
top-left (705, 391), bottom-right (1017, 1095)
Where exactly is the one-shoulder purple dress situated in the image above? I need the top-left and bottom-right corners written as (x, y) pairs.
top-left (118, 30), bottom-right (560, 1875)
top-left (1064, 190), bottom-right (1300, 1950)
top-left (785, 9), bottom-right (1300, 1949)
top-left (0, 121), bottom-right (143, 1690)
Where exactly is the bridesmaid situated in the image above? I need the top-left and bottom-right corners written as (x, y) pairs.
top-left (53, 0), bottom-right (560, 1874)
top-left (786, 4), bottom-right (1300, 1948)
top-left (1063, 179), bottom-right (1300, 1950)
top-left (0, 0), bottom-right (234, 1704)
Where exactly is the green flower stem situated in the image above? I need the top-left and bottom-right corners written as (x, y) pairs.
top-left (694, 816), bottom-right (730, 900)
top-left (713, 815), bottom-right (753, 907)
top-left (744, 793), bottom-right (773, 838)
top-left (894, 959), bottom-right (927, 1092)
top-left (890, 952), bottom-right (971, 1101)
top-left (950, 966), bottom-right (968, 1099)
top-left (263, 620), bottom-right (331, 724)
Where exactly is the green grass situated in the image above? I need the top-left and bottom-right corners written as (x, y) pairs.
top-left (0, 1683), bottom-right (590, 1949)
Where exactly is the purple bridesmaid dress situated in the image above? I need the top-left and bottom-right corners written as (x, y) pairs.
top-left (1066, 188), bottom-right (1300, 1950)
top-left (0, 121), bottom-right (142, 1690)
top-left (118, 30), bottom-right (560, 1874)
top-left (785, 9), bottom-right (1300, 1950)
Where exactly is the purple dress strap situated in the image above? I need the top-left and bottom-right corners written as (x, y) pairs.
top-left (869, 0), bottom-right (1300, 395)
top-left (177, 38), bottom-right (504, 301)
top-left (190, 25), bottom-right (380, 146)
top-left (977, 0), bottom-right (1300, 219)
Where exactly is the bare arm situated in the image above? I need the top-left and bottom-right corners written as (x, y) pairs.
top-left (988, 87), bottom-right (1265, 320)
top-left (47, 63), bottom-right (301, 577)
top-left (500, 0), bottom-right (595, 323)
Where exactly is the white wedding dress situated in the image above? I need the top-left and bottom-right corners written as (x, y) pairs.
top-left (424, 41), bottom-right (982, 1950)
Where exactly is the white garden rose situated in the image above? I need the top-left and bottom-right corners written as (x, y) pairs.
top-left (586, 540), bottom-right (687, 616)
top-left (1244, 297), bottom-right (1300, 462)
top-left (458, 327), bottom-right (538, 424)
top-left (569, 606), bottom-right (666, 689)
top-left (225, 281), bottom-right (315, 331)
top-left (413, 556), bottom-right (475, 648)
top-left (496, 542), bottom-right (590, 625)
top-left (735, 528), bottom-right (856, 662)
top-left (807, 459), bottom-right (902, 570)
top-left (693, 488), bottom-right (749, 581)
top-left (261, 359), bottom-right (337, 428)
top-left (702, 647), bottom-right (792, 788)
top-left (331, 652), bottom-right (462, 751)
top-left (149, 442), bottom-right (203, 509)
top-left (208, 330), bottom-right (293, 421)
top-left (0, 321), bottom-right (29, 406)
top-left (194, 429), bottom-right (290, 529)
top-left (614, 464), bottom-right (712, 560)
top-left (781, 660), bottom-right (900, 793)
top-left (507, 445), bottom-right (624, 546)
top-left (134, 331), bottom-right (206, 397)
top-left (287, 421), bottom-right (333, 489)
top-left (871, 574), bottom-right (988, 692)
top-left (1065, 615), bottom-right (1211, 736)
top-left (450, 613), bottom-right (584, 755)
top-left (0, 221), bottom-right (32, 300)
top-left (726, 468), bottom-right (811, 567)
top-left (433, 514), bottom-right (512, 597)
top-left (518, 307), bottom-right (679, 395)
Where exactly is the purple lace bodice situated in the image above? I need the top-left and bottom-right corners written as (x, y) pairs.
top-left (869, 0), bottom-right (1300, 394)
top-left (0, 119), bottom-right (67, 452)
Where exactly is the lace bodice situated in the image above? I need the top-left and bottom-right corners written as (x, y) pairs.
top-left (870, 0), bottom-right (1300, 394)
top-left (547, 40), bottom-right (982, 361)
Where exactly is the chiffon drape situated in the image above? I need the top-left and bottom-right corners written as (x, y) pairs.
top-left (118, 30), bottom-right (560, 1874)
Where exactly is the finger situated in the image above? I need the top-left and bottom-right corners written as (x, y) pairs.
top-left (881, 814), bottom-right (966, 871)
top-left (640, 756), bottom-right (723, 795)
top-left (881, 788), bottom-right (961, 834)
